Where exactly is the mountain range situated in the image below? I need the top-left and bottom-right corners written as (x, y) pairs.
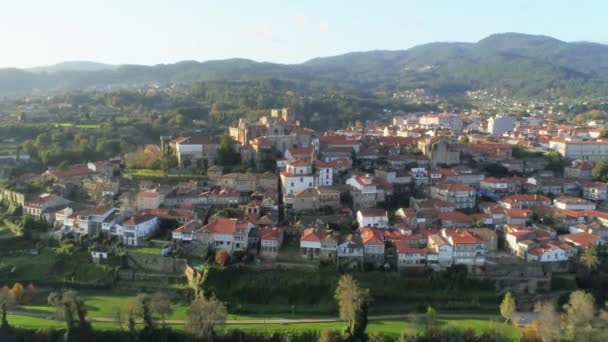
top-left (2, 33), bottom-right (608, 98)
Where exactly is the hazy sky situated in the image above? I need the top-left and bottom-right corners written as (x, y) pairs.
top-left (1, 0), bottom-right (606, 68)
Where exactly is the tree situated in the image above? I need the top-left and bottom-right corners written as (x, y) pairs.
top-left (49, 290), bottom-right (90, 336)
top-left (599, 129), bottom-right (608, 139)
top-left (319, 329), bottom-right (344, 342)
top-left (9, 283), bottom-right (24, 304)
top-left (500, 291), bottom-right (516, 324)
top-left (127, 293), bottom-right (154, 331)
top-left (423, 306), bottom-right (439, 339)
top-left (0, 289), bottom-right (14, 331)
top-left (592, 160), bottom-right (608, 182)
top-left (215, 249), bottom-right (230, 266)
top-left (217, 131), bottom-right (240, 166)
top-left (151, 291), bottom-right (173, 327)
top-left (186, 296), bottom-right (227, 341)
top-left (521, 320), bottom-right (540, 342)
top-left (111, 305), bottom-right (125, 331)
top-left (334, 274), bottom-right (370, 339)
top-left (562, 290), bottom-right (596, 339)
top-left (535, 301), bottom-right (560, 342)
top-left (579, 247), bottom-right (599, 271)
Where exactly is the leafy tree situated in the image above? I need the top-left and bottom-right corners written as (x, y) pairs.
top-left (151, 291), bottom-right (173, 327)
top-left (9, 283), bottom-right (24, 304)
top-left (49, 290), bottom-right (90, 336)
top-left (0, 289), bottom-right (14, 331)
top-left (579, 247), bottom-right (600, 271)
top-left (534, 301), bottom-right (560, 342)
top-left (111, 305), bottom-right (125, 331)
top-left (216, 131), bottom-right (240, 166)
top-left (127, 293), bottom-right (155, 332)
top-left (186, 296), bottom-right (227, 341)
top-left (562, 290), bottom-right (596, 339)
top-left (334, 274), bottom-right (370, 340)
top-left (592, 160), bottom-right (608, 182)
top-left (215, 249), bottom-right (230, 266)
top-left (423, 306), bottom-right (439, 339)
top-left (599, 129), bottom-right (608, 139)
top-left (318, 329), bottom-right (344, 342)
top-left (500, 291), bottom-right (516, 324)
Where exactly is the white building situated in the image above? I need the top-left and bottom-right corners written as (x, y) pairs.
top-left (549, 138), bottom-right (608, 161)
top-left (553, 195), bottom-right (596, 211)
top-left (102, 213), bottom-right (159, 246)
top-left (487, 116), bottom-right (515, 136)
top-left (356, 209), bottom-right (389, 229)
top-left (280, 159), bottom-right (333, 195)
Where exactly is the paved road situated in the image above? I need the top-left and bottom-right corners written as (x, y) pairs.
top-left (11, 309), bottom-right (529, 326)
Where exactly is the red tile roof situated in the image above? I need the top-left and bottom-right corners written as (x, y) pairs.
top-left (561, 232), bottom-right (601, 247)
top-left (261, 226), bottom-right (282, 241)
top-left (394, 240), bottom-right (429, 254)
top-left (360, 226), bottom-right (384, 246)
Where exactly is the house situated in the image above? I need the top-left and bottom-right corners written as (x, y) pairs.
top-left (430, 182), bottom-right (476, 210)
top-left (417, 137), bottom-right (460, 167)
top-left (62, 206), bottom-right (119, 237)
top-left (427, 234), bottom-right (453, 269)
top-left (504, 209), bottom-right (533, 225)
top-left (300, 228), bottom-right (335, 260)
top-left (137, 191), bottom-right (165, 210)
top-left (394, 240), bottom-right (428, 270)
top-left (289, 187), bottom-right (341, 212)
top-left (172, 135), bottom-right (222, 169)
top-left (357, 209), bottom-right (389, 229)
top-left (102, 213), bottom-right (159, 246)
top-left (505, 229), bottom-right (537, 257)
top-left (479, 177), bottom-right (526, 196)
top-left (198, 218), bottom-right (254, 255)
top-left (280, 160), bottom-right (332, 196)
top-left (360, 226), bottom-right (385, 266)
top-left (43, 165), bottom-right (94, 185)
top-left (499, 194), bottom-right (551, 209)
top-left (337, 234), bottom-right (365, 270)
top-left (346, 175), bottom-right (385, 209)
top-left (260, 226), bottom-right (284, 258)
top-left (23, 193), bottom-right (71, 223)
top-left (564, 160), bottom-right (594, 179)
top-left (442, 229), bottom-right (485, 267)
top-left (284, 147), bottom-right (314, 161)
top-left (549, 137), bottom-right (608, 161)
top-left (172, 220), bottom-right (203, 241)
top-left (198, 187), bottom-right (240, 206)
top-left (435, 211), bottom-right (472, 229)
top-left (560, 232), bottom-right (603, 249)
top-left (526, 244), bottom-right (568, 263)
top-left (87, 160), bottom-right (118, 177)
top-left (553, 196), bottom-right (596, 211)
top-left (469, 228), bottom-right (498, 253)
top-left (579, 181), bottom-right (608, 202)
top-left (144, 208), bottom-right (196, 224)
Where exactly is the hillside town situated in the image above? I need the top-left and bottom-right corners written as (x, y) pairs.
top-left (2, 108), bottom-right (607, 272)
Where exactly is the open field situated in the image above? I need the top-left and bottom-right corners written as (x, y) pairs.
top-left (6, 315), bottom-right (521, 339)
top-left (54, 123), bottom-right (101, 129)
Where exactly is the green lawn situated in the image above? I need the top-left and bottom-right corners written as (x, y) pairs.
top-left (54, 123), bottom-right (101, 129)
top-left (131, 247), bottom-right (163, 255)
top-left (6, 315), bottom-right (520, 339)
top-left (123, 169), bottom-right (167, 177)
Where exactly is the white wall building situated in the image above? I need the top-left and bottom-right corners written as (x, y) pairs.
top-left (487, 116), bottom-right (515, 136)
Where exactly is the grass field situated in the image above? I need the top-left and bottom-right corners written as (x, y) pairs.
top-left (54, 123), bottom-right (101, 129)
top-left (6, 315), bottom-right (521, 339)
top-left (123, 169), bottom-right (166, 177)
top-left (131, 247), bottom-right (163, 255)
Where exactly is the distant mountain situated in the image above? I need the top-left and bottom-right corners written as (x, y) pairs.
top-left (2, 33), bottom-right (608, 98)
top-left (27, 61), bottom-right (119, 74)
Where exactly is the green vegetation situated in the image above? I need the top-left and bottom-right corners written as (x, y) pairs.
top-left (54, 123), bottom-right (101, 129)
top-left (204, 266), bottom-right (498, 316)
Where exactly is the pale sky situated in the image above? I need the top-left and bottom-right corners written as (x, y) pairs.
top-left (1, 0), bottom-right (606, 68)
